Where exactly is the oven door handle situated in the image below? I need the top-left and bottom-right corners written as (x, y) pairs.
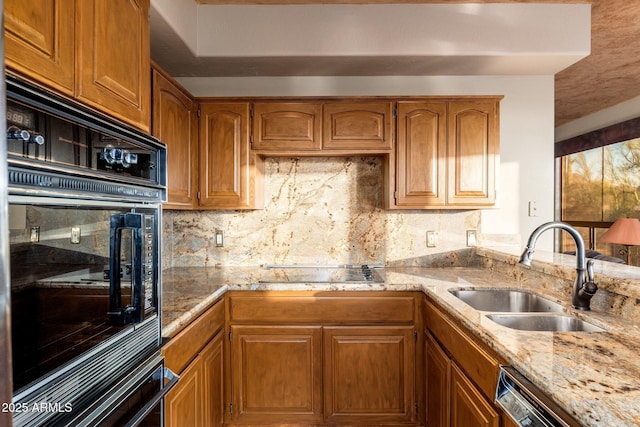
top-left (108, 212), bottom-right (144, 325)
top-left (124, 367), bottom-right (180, 427)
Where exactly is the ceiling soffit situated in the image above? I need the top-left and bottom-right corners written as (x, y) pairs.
top-left (151, 2), bottom-right (589, 78)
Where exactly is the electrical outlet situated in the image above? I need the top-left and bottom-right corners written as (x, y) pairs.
top-left (215, 230), bottom-right (224, 247)
top-left (426, 231), bottom-right (437, 247)
top-left (30, 226), bottom-right (40, 243)
top-left (71, 227), bottom-right (81, 244)
top-left (466, 230), bottom-right (477, 247)
top-left (528, 201), bottom-right (538, 217)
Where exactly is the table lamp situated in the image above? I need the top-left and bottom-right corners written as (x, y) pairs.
top-left (600, 217), bottom-right (640, 264)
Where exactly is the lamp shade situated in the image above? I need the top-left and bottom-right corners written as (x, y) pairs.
top-left (600, 218), bottom-right (640, 245)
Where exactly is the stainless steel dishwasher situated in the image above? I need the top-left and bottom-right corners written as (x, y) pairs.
top-left (496, 366), bottom-right (582, 427)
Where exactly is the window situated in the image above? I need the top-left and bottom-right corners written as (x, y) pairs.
top-left (558, 118), bottom-right (640, 265)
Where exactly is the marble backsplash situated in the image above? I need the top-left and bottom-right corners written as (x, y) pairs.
top-left (162, 157), bottom-right (483, 268)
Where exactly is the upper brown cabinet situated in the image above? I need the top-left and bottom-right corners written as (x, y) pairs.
top-left (447, 100), bottom-right (499, 206)
top-left (4, 0), bottom-right (151, 133)
top-left (393, 98), bottom-right (500, 209)
top-left (323, 101), bottom-right (393, 150)
top-left (4, 0), bottom-right (75, 95)
top-left (252, 102), bottom-right (322, 151)
top-left (395, 101), bottom-right (447, 207)
top-left (250, 100), bottom-right (394, 153)
top-left (199, 102), bottom-right (264, 210)
top-left (76, 0), bottom-right (151, 132)
top-left (152, 66), bottom-right (199, 209)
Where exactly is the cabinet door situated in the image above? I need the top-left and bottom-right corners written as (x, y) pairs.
top-left (152, 68), bottom-right (198, 209)
top-left (450, 363), bottom-right (499, 427)
top-left (447, 100), bottom-right (498, 206)
top-left (165, 355), bottom-right (203, 427)
top-left (230, 325), bottom-right (323, 423)
top-left (323, 326), bottom-right (415, 424)
top-left (75, 0), bottom-right (151, 132)
top-left (395, 101), bottom-right (447, 207)
top-left (202, 332), bottom-right (225, 427)
top-left (425, 330), bottom-right (450, 427)
top-left (323, 101), bottom-right (393, 150)
top-left (199, 103), bottom-right (263, 209)
top-left (252, 102), bottom-right (322, 151)
top-left (4, 0), bottom-right (75, 94)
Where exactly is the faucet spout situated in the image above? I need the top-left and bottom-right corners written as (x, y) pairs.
top-left (519, 221), bottom-right (596, 310)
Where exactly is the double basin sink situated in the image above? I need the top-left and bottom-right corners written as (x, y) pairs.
top-left (449, 289), bottom-right (605, 332)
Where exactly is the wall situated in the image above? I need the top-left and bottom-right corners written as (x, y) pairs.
top-left (164, 75), bottom-right (556, 267)
top-left (163, 157), bottom-right (481, 267)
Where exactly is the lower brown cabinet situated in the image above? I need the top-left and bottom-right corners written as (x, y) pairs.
top-left (226, 292), bottom-right (421, 426)
top-left (165, 292), bottom-right (512, 426)
top-left (450, 363), bottom-right (499, 427)
top-left (165, 333), bottom-right (224, 427)
top-left (230, 326), bottom-right (323, 424)
top-left (424, 297), bottom-right (502, 427)
top-left (425, 330), bottom-right (450, 427)
top-left (164, 299), bottom-right (225, 427)
top-left (323, 326), bottom-right (416, 424)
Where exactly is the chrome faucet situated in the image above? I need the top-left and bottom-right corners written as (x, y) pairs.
top-left (519, 221), bottom-right (598, 310)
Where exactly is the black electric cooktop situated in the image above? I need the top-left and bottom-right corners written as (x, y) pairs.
top-left (258, 265), bottom-right (385, 283)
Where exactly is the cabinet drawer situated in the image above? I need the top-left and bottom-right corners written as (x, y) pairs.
top-left (228, 292), bottom-right (416, 324)
top-left (424, 299), bottom-right (500, 400)
top-left (163, 298), bottom-right (225, 374)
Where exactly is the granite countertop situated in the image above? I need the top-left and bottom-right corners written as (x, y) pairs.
top-left (162, 254), bottom-right (640, 427)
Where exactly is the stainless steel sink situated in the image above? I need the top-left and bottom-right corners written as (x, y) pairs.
top-left (486, 314), bottom-right (605, 332)
top-left (449, 289), bottom-right (563, 312)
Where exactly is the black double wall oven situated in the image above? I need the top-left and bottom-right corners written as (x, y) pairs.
top-left (6, 76), bottom-right (176, 426)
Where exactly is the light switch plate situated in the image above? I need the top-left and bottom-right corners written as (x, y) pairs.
top-left (466, 230), bottom-right (477, 247)
top-left (71, 227), bottom-right (81, 244)
top-left (30, 226), bottom-right (40, 243)
top-left (426, 231), bottom-right (437, 247)
top-left (215, 230), bottom-right (224, 247)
